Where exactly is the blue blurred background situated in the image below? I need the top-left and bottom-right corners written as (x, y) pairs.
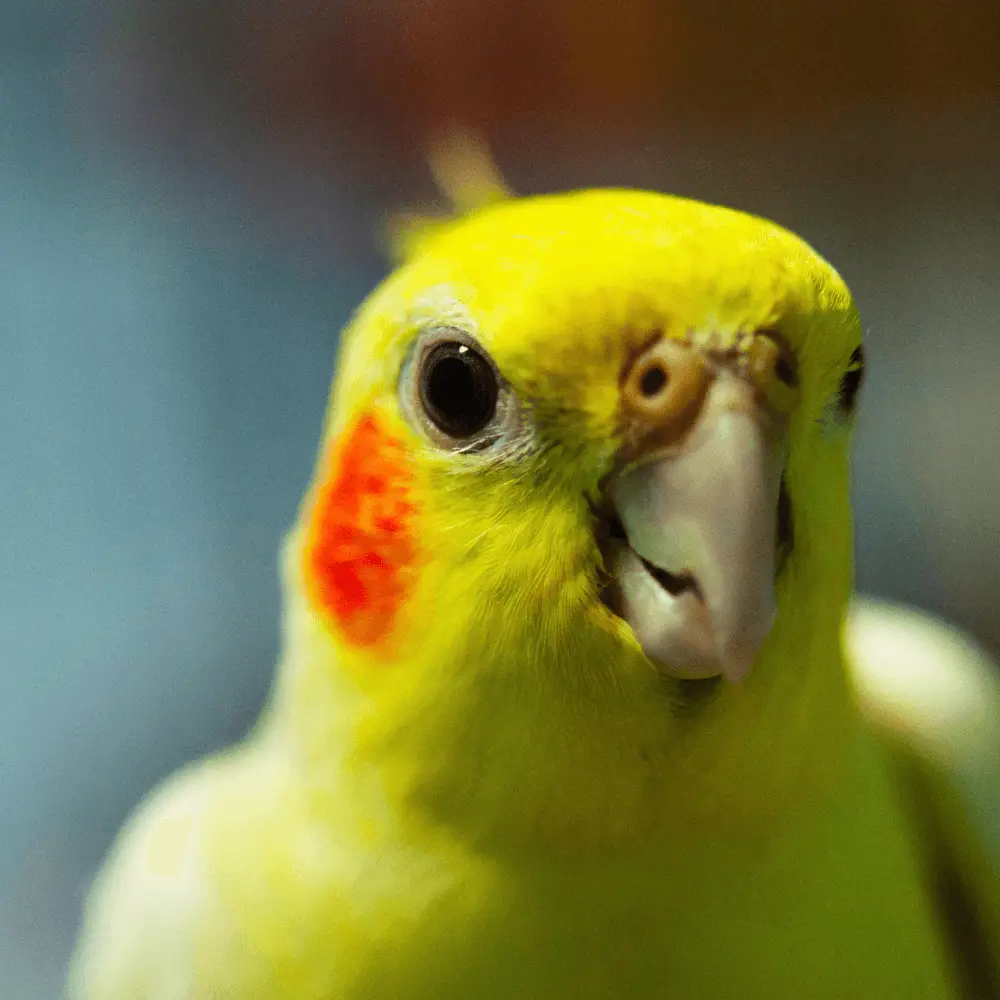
top-left (2, 2), bottom-right (998, 996)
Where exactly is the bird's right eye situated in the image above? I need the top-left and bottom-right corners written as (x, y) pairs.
top-left (419, 341), bottom-right (498, 438)
top-left (401, 326), bottom-right (524, 453)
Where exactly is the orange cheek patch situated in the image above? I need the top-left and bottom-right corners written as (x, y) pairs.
top-left (303, 410), bottom-right (420, 649)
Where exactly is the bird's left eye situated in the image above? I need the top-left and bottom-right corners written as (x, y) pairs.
top-left (401, 327), bottom-right (523, 451)
top-left (837, 345), bottom-right (865, 416)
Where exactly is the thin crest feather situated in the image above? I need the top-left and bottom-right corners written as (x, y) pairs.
top-left (385, 132), bottom-right (513, 265)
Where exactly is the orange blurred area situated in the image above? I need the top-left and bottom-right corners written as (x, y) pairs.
top-left (137, 0), bottom-right (1000, 156)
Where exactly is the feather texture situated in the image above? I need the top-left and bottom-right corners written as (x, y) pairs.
top-left (69, 188), bottom-right (995, 1000)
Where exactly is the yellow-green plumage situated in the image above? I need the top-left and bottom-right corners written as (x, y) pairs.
top-left (69, 187), bottom-right (1000, 999)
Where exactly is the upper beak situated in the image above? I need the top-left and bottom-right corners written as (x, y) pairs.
top-left (605, 367), bottom-right (784, 684)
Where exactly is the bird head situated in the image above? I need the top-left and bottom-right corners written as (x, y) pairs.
top-left (279, 189), bottom-right (865, 850)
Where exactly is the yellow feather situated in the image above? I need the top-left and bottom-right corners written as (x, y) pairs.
top-left (385, 132), bottom-right (512, 264)
top-left (70, 187), bottom-right (993, 1000)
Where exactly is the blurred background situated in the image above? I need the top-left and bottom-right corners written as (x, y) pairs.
top-left (2, 1), bottom-right (998, 995)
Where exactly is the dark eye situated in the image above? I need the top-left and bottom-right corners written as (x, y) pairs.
top-left (419, 341), bottom-right (499, 438)
top-left (402, 326), bottom-right (524, 453)
top-left (838, 345), bottom-right (865, 414)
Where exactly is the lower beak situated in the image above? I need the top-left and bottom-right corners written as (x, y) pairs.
top-left (605, 372), bottom-right (784, 684)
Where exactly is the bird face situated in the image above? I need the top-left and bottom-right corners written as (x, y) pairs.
top-left (300, 191), bottom-right (862, 690)
top-left (393, 319), bottom-right (795, 690)
top-left (287, 190), bottom-right (866, 842)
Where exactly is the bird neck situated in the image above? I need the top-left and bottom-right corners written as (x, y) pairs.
top-left (272, 563), bottom-right (858, 856)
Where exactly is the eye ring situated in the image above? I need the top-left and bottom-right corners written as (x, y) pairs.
top-left (400, 326), bottom-right (522, 452)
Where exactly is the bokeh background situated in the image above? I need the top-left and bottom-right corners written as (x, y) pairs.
top-left (2, 1), bottom-right (999, 995)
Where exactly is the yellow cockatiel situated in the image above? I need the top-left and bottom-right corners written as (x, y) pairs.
top-left (69, 148), bottom-right (1000, 999)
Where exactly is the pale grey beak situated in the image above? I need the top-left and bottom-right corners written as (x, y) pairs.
top-left (608, 371), bottom-right (783, 683)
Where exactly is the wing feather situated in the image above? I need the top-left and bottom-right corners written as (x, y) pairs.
top-left (846, 597), bottom-right (1000, 997)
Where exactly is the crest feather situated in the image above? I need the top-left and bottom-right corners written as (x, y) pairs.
top-left (385, 132), bottom-right (512, 264)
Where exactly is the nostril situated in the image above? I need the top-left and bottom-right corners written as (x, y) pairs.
top-left (619, 337), bottom-right (709, 458)
top-left (775, 355), bottom-right (796, 387)
top-left (639, 364), bottom-right (668, 397)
